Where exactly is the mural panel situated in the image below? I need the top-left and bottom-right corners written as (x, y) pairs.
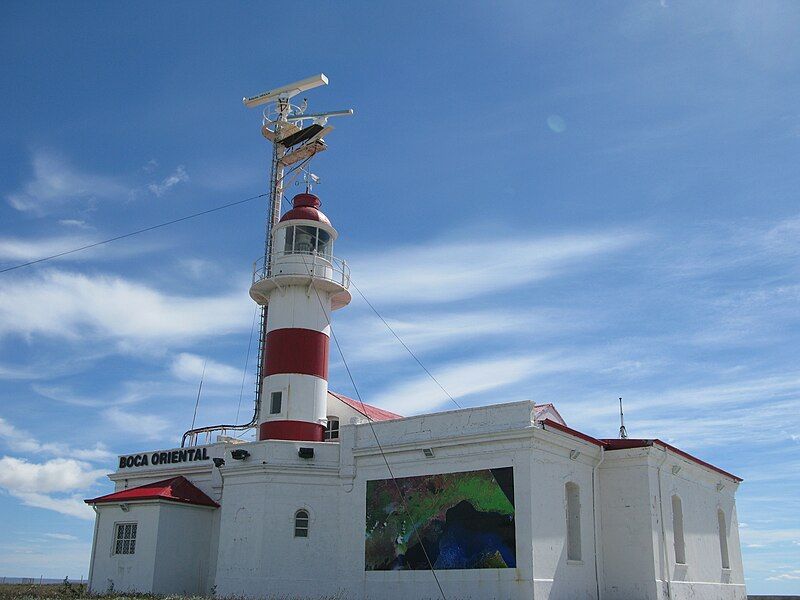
top-left (365, 467), bottom-right (515, 570)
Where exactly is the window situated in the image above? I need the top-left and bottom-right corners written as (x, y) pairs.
top-left (672, 495), bottom-right (686, 564)
top-left (324, 417), bottom-right (340, 441)
top-left (294, 509), bottom-right (309, 538)
top-left (114, 522), bottom-right (137, 555)
top-left (281, 225), bottom-right (332, 257)
top-left (270, 391), bottom-right (282, 414)
top-left (283, 226), bottom-right (295, 254)
top-left (718, 509), bottom-right (730, 569)
top-left (565, 482), bottom-right (581, 561)
top-left (316, 229), bottom-right (331, 257)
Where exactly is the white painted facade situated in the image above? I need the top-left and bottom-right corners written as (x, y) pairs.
top-left (86, 399), bottom-right (746, 600)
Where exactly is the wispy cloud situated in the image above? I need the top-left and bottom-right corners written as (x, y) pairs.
top-left (6, 151), bottom-right (129, 214)
top-left (369, 352), bottom-right (584, 414)
top-left (148, 165), bottom-right (188, 197)
top-left (0, 270), bottom-right (250, 346)
top-left (103, 407), bottom-right (170, 440)
top-left (338, 307), bottom-right (592, 364)
top-left (171, 353), bottom-right (242, 385)
top-left (44, 533), bottom-right (78, 541)
top-left (0, 456), bottom-right (105, 520)
top-left (0, 416), bottom-right (113, 462)
top-left (350, 230), bottom-right (645, 305)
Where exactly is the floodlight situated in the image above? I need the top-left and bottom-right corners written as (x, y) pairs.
top-left (243, 74), bottom-right (328, 108)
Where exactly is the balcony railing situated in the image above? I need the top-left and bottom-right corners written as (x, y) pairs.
top-left (252, 250), bottom-right (350, 289)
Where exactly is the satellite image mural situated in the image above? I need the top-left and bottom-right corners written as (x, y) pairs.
top-left (365, 467), bottom-right (516, 570)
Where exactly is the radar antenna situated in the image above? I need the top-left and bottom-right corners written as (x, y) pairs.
top-left (180, 73), bottom-right (353, 447)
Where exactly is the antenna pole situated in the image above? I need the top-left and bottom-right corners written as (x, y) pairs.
top-left (264, 98), bottom-right (291, 272)
top-left (618, 396), bottom-right (628, 439)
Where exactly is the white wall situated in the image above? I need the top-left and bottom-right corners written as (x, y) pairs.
top-left (152, 503), bottom-right (214, 595)
top-left (88, 503), bottom-right (159, 594)
top-left (655, 452), bottom-right (746, 600)
top-left (597, 445), bottom-right (746, 600)
top-left (90, 402), bottom-right (748, 600)
top-left (599, 449), bottom-right (660, 600)
top-left (530, 436), bottom-right (601, 600)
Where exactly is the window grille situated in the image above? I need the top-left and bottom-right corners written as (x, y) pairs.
top-left (114, 522), bottom-right (137, 555)
top-left (294, 509), bottom-right (309, 538)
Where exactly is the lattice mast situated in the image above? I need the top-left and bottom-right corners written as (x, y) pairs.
top-left (180, 74), bottom-right (352, 446)
top-left (243, 74), bottom-right (353, 431)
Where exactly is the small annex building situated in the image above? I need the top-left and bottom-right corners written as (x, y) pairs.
top-left (84, 187), bottom-right (747, 600)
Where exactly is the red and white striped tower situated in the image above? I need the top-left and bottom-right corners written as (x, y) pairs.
top-left (249, 192), bottom-right (351, 442)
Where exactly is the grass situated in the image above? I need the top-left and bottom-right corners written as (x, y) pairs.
top-left (0, 582), bottom-right (350, 600)
top-left (0, 582), bottom-right (173, 600)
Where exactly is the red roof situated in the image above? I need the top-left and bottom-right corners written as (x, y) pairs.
top-left (328, 391), bottom-right (403, 422)
top-left (279, 193), bottom-right (331, 225)
top-left (85, 476), bottom-right (219, 507)
top-left (540, 418), bottom-right (605, 447)
top-left (602, 439), bottom-right (743, 482)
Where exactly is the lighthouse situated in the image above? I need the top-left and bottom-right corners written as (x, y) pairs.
top-left (249, 191), bottom-right (351, 442)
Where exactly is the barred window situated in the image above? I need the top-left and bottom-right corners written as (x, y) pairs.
top-left (114, 522), bottom-right (137, 555)
top-left (294, 509), bottom-right (309, 538)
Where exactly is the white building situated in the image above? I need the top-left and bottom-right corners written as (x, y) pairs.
top-left (85, 190), bottom-right (746, 600)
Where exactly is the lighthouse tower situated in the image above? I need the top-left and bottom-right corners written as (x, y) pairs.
top-left (249, 192), bottom-right (351, 441)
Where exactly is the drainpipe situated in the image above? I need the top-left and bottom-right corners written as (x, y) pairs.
top-left (592, 446), bottom-right (605, 600)
top-left (656, 447), bottom-right (673, 600)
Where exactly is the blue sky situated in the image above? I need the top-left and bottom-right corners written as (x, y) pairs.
top-left (1, 1), bottom-right (799, 593)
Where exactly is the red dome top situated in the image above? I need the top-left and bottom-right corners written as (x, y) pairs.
top-left (279, 193), bottom-right (331, 225)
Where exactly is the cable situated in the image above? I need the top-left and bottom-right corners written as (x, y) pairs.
top-left (348, 278), bottom-right (463, 411)
top-left (235, 305), bottom-right (259, 424)
top-left (190, 360), bottom-right (207, 432)
top-left (297, 254), bottom-right (447, 600)
top-left (0, 193), bottom-right (267, 275)
top-left (0, 158), bottom-right (316, 276)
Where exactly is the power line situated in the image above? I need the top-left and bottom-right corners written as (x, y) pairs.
top-left (235, 305), bottom-right (259, 424)
top-left (297, 255), bottom-right (448, 600)
top-left (348, 278), bottom-right (463, 411)
top-left (0, 193), bottom-right (268, 275)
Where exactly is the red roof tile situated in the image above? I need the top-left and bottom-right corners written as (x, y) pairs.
top-left (328, 391), bottom-right (403, 422)
top-left (602, 438), bottom-right (742, 482)
top-left (85, 476), bottom-right (219, 507)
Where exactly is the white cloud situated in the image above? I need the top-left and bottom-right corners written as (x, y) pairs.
top-left (43, 533), bottom-right (78, 541)
top-left (0, 270), bottom-right (250, 345)
top-left (339, 308), bottom-right (590, 364)
top-left (58, 219), bottom-right (91, 229)
top-left (369, 353), bottom-right (580, 414)
top-left (8, 491), bottom-right (94, 520)
top-left (0, 236), bottom-right (93, 263)
top-left (148, 165), bottom-right (188, 197)
top-left (171, 353), bottom-right (242, 385)
top-left (103, 407), bottom-right (169, 440)
top-left (0, 457), bottom-right (104, 494)
top-left (7, 151), bottom-right (129, 214)
top-left (0, 416), bottom-right (114, 462)
top-left (350, 230), bottom-right (643, 305)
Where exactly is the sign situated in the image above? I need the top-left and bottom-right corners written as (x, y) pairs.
top-left (118, 447), bottom-right (210, 469)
